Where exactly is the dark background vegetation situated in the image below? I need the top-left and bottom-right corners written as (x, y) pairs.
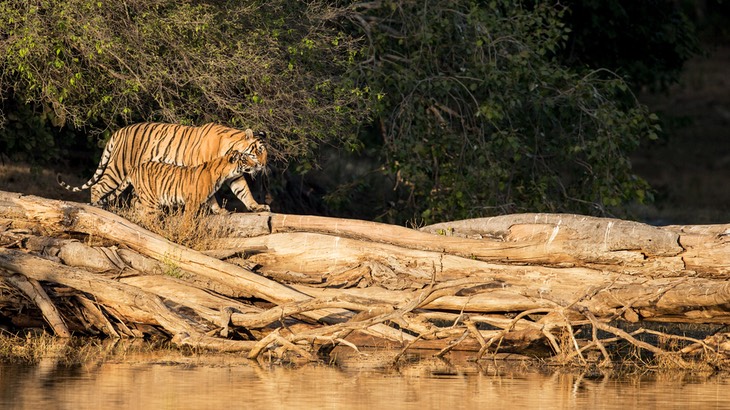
top-left (0, 0), bottom-right (728, 225)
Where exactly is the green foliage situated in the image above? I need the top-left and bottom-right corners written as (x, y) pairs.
top-left (0, 0), bottom-right (370, 162)
top-left (348, 0), bottom-right (660, 223)
top-left (0, 1), bottom-right (697, 225)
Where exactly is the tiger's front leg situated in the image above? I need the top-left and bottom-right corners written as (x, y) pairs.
top-left (228, 176), bottom-right (270, 212)
top-left (206, 197), bottom-right (230, 215)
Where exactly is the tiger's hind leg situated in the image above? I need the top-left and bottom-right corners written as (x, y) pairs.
top-left (90, 185), bottom-right (103, 205)
top-left (131, 199), bottom-right (160, 223)
top-left (228, 176), bottom-right (270, 212)
top-left (90, 174), bottom-right (128, 206)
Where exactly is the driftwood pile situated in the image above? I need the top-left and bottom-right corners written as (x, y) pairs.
top-left (2, 189), bottom-right (730, 367)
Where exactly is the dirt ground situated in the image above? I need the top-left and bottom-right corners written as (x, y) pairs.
top-left (0, 163), bottom-right (87, 203)
top-left (632, 45), bottom-right (730, 225)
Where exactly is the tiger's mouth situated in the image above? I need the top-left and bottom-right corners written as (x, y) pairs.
top-left (243, 161), bottom-right (266, 175)
top-left (238, 162), bottom-right (264, 175)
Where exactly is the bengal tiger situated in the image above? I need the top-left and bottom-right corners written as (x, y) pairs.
top-left (104, 150), bottom-right (258, 217)
top-left (56, 122), bottom-right (269, 212)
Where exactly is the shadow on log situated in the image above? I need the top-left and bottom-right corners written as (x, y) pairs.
top-left (2, 190), bottom-right (730, 369)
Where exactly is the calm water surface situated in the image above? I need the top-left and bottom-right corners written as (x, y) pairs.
top-left (1, 352), bottom-right (729, 409)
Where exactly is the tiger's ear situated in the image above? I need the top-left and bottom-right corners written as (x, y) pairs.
top-left (255, 131), bottom-right (267, 139)
top-left (244, 129), bottom-right (254, 139)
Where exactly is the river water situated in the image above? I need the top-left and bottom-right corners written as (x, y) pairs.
top-left (2, 348), bottom-right (728, 410)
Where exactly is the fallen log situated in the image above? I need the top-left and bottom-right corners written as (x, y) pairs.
top-left (0, 191), bottom-right (411, 343)
top-left (2, 189), bottom-right (730, 368)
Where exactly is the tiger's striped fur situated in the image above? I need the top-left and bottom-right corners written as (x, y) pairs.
top-left (57, 122), bottom-right (269, 211)
top-left (105, 150), bottom-right (257, 216)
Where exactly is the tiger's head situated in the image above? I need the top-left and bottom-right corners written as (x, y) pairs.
top-left (226, 149), bottom-right (260, 177)
top-left (228, 129), bottom-right (267, 175)
top-left (248, 131), bottom-right (267, 174)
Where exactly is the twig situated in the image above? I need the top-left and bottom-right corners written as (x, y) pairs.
top-left (248, 330), bottom-right (282, 360)
top-left (435, 330), bottom-right (470, 358)
top-left (580, 309), bottom-right (692, 368)
top-left (583, 311), bottom-right (612, 367)
top-left (581, 310), bottom-right (663, 354)
top-left (465, 320), bottom-right (487, 351)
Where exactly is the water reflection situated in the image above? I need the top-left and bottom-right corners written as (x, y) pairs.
top-left (1, 348), bottom-right (728, 409)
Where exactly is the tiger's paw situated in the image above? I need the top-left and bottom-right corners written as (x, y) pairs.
top-left (250, 204), bottom-right (270, 213)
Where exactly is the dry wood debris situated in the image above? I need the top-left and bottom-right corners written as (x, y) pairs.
top-left (2, 190), bottom-right (730, 368)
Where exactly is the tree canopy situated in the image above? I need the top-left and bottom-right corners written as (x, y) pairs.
top-left (0, 0), bottom-right (369, 161)
top-left (0, 0), bottom-right (700, 224)
top-left (343, 1), bottom-right (664, 223)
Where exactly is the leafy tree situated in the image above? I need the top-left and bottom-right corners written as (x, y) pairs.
top-left (0, 0), bottom-right (697, 226)
top-left (341, 0), bottom-right (661, 223)
top-left (0, 0), bottom-right (369, 163)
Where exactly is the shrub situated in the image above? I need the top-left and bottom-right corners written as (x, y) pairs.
top-left (346, 0), bottom-right (661, 223)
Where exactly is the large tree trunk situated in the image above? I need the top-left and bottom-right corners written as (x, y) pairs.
top-left (2, 190), bottom-right (730, 367)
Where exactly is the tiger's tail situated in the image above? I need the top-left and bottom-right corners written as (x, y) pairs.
top-left (56, 136), bottom-right (117, 194)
